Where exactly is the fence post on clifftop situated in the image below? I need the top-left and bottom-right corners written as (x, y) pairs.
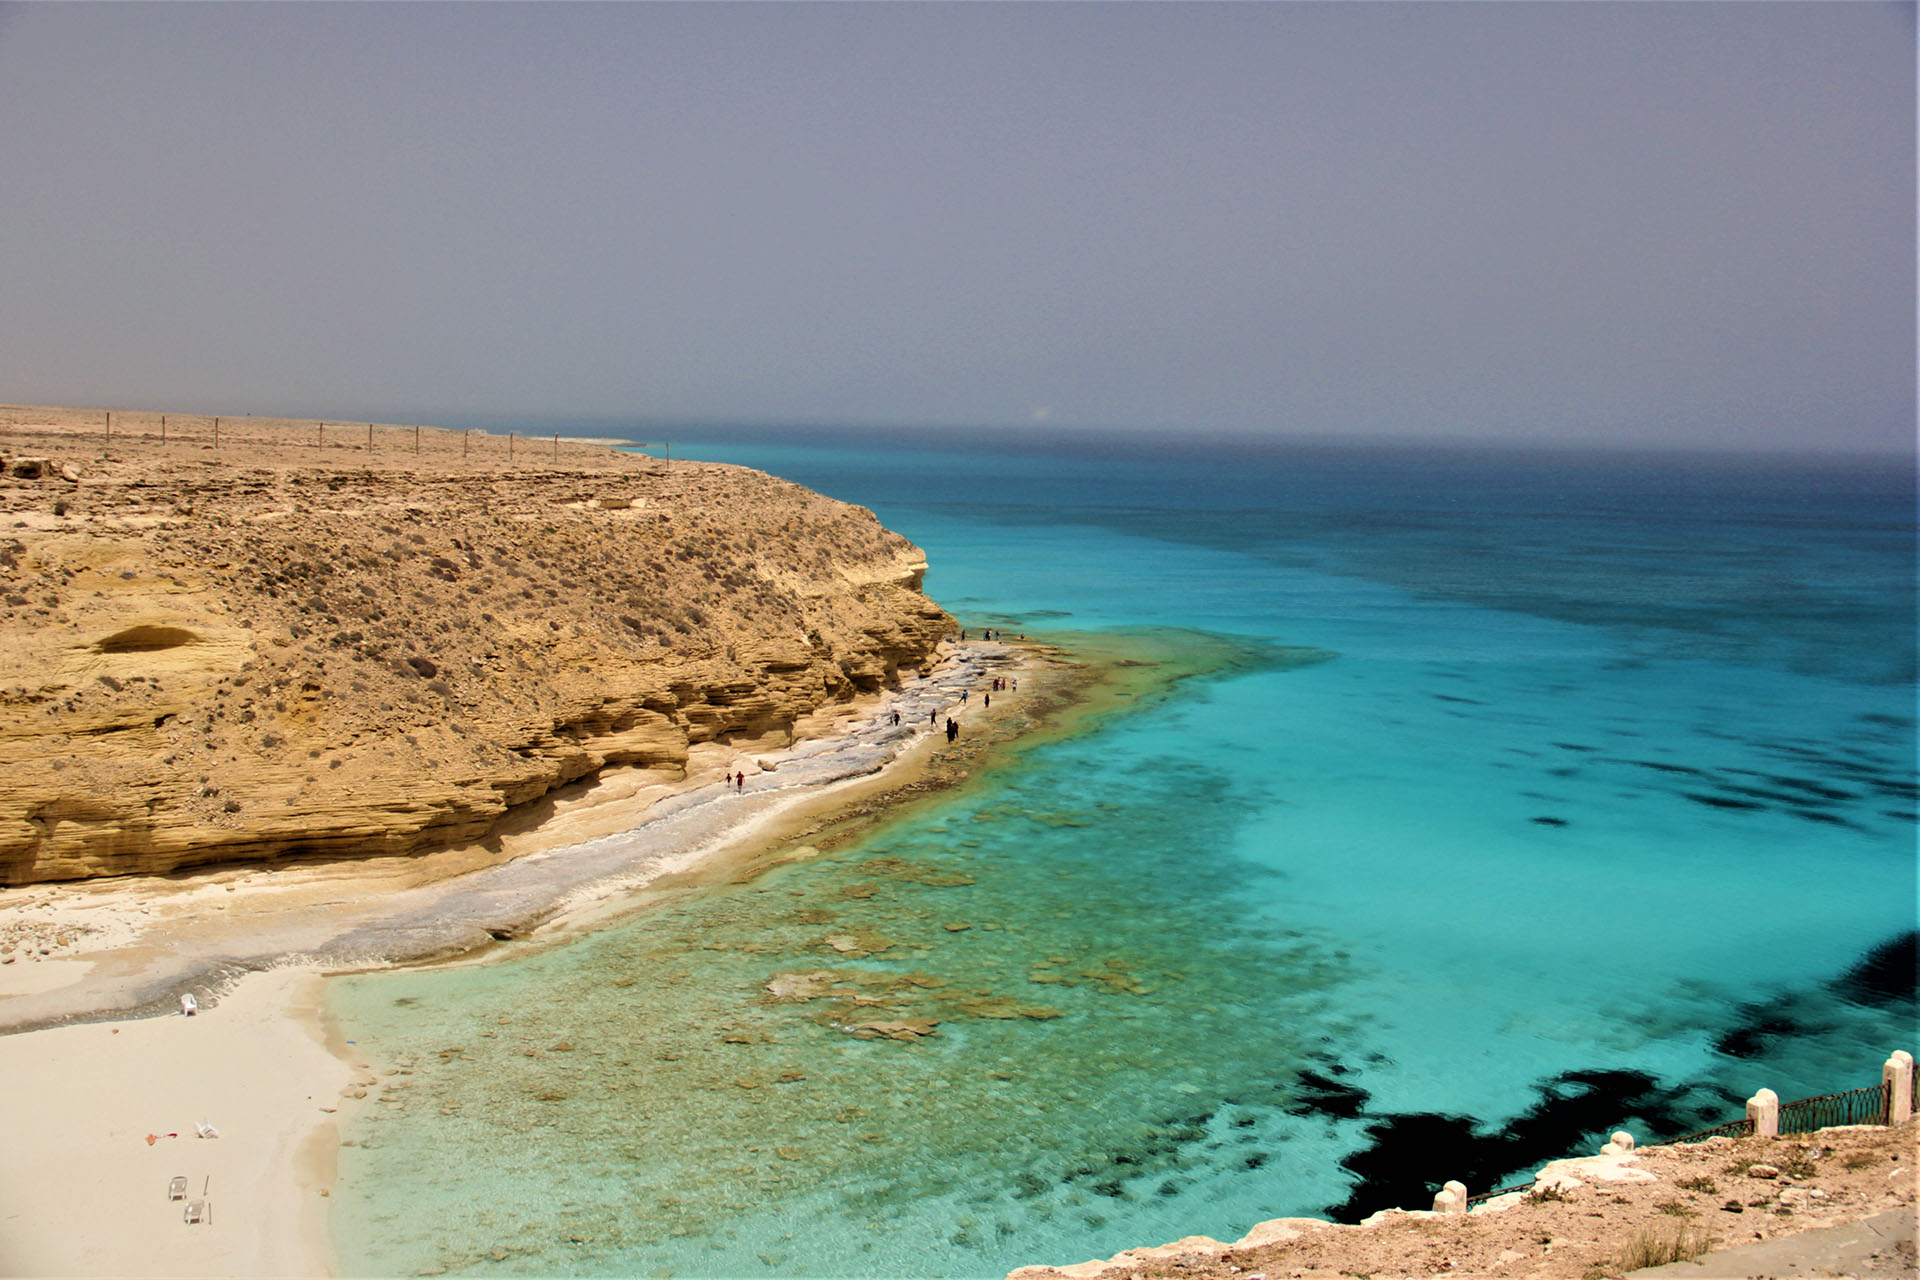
top-left (1746, 1088), bottom-right (1780, 1139)
top-left (1884, 1051), bottom-right (1914, 1125)
top-left (1432, 1181), bottom-right (1467, 1215)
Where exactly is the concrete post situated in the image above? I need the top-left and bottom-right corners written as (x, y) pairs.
top-left (1746, 1087), bottom-right (1780, 1139)
top-left (1884, 1051), bottom-right (1913, 1125)
top-left (1432, 1180), bottom-right (1467, 1215)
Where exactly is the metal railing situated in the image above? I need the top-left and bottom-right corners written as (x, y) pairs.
top-left (1656, 1115), bottom-right (1756, 1147)
top-left (1778, 1082), bottom-right (1891, 1133)
top-left (1462, 1077), bottom-right (1900, 1207)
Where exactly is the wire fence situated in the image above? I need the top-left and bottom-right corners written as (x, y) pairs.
top-left (0, 405), bottom-right (665, 466)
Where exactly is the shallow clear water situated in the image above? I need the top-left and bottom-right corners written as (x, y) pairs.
top-left (332, 431), bottom-right (1915, 1278)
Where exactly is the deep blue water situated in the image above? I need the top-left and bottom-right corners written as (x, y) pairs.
top-left (332, 429), bottom-right (1915, 1278)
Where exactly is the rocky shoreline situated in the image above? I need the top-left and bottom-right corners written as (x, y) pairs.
top-left (0, 638), bottom-right (1030, 1034)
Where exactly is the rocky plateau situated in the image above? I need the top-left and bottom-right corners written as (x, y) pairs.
top-left (0, 405), bottom-right (951, 884)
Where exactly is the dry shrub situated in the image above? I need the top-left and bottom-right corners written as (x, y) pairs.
top-left (1617, 1223), bottom-right (1712, 1270)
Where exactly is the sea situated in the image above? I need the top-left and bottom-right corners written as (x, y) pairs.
top-left (329, 428), bottom-right (1916, 1279)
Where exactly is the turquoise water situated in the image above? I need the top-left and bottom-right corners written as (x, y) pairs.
top-left (332, 431), bottom-right (1915, 1277)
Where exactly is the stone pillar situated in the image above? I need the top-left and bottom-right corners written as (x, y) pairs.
top-left (1746, 1087), bottom-right (1779, 1139)
top-left (1432, 1180), bottom-right (1468, 1215)
top-left (1884, 1051), bottom-right (1914, 1125)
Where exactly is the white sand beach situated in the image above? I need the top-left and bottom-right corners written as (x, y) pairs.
top-left (0, 967), bottom-right (354, 1278)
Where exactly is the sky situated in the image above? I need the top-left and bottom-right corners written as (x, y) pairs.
top-left (0, 2), bottom-right (1911, 451)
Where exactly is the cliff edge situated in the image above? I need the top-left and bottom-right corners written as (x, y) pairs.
top-left (0, 408), bottom-right (951, 884)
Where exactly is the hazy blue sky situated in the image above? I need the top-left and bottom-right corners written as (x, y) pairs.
top-left (0, 2), bottom-right (1911, 450)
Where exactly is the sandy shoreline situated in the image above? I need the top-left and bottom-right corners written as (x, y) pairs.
top-left (0, 636), bottom-right (1049, 1279)
top-left (0, 967), bottom-right (356, 1278)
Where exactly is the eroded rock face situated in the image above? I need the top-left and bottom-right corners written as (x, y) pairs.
top-left (0, 452), bottom-right (950, 884)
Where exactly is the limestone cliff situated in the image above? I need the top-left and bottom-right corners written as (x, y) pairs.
top-left (0, 412), bottom-right (951, 884)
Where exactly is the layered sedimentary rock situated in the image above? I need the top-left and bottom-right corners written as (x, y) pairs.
top-left (0, 421), bottom-right (950, 884)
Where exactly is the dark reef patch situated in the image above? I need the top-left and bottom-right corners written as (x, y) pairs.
top-left (1284, 1069), bottom-right (1371, 1120)
top-left (1833, 932), bottom-right (1919, 1008)
top-left (1613, 758), bottom-right (1708, 777)
top-left (1683, 792), bottom-right (1765, 811)
top-left (1713, 931), bottom-right (1918, 1060)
